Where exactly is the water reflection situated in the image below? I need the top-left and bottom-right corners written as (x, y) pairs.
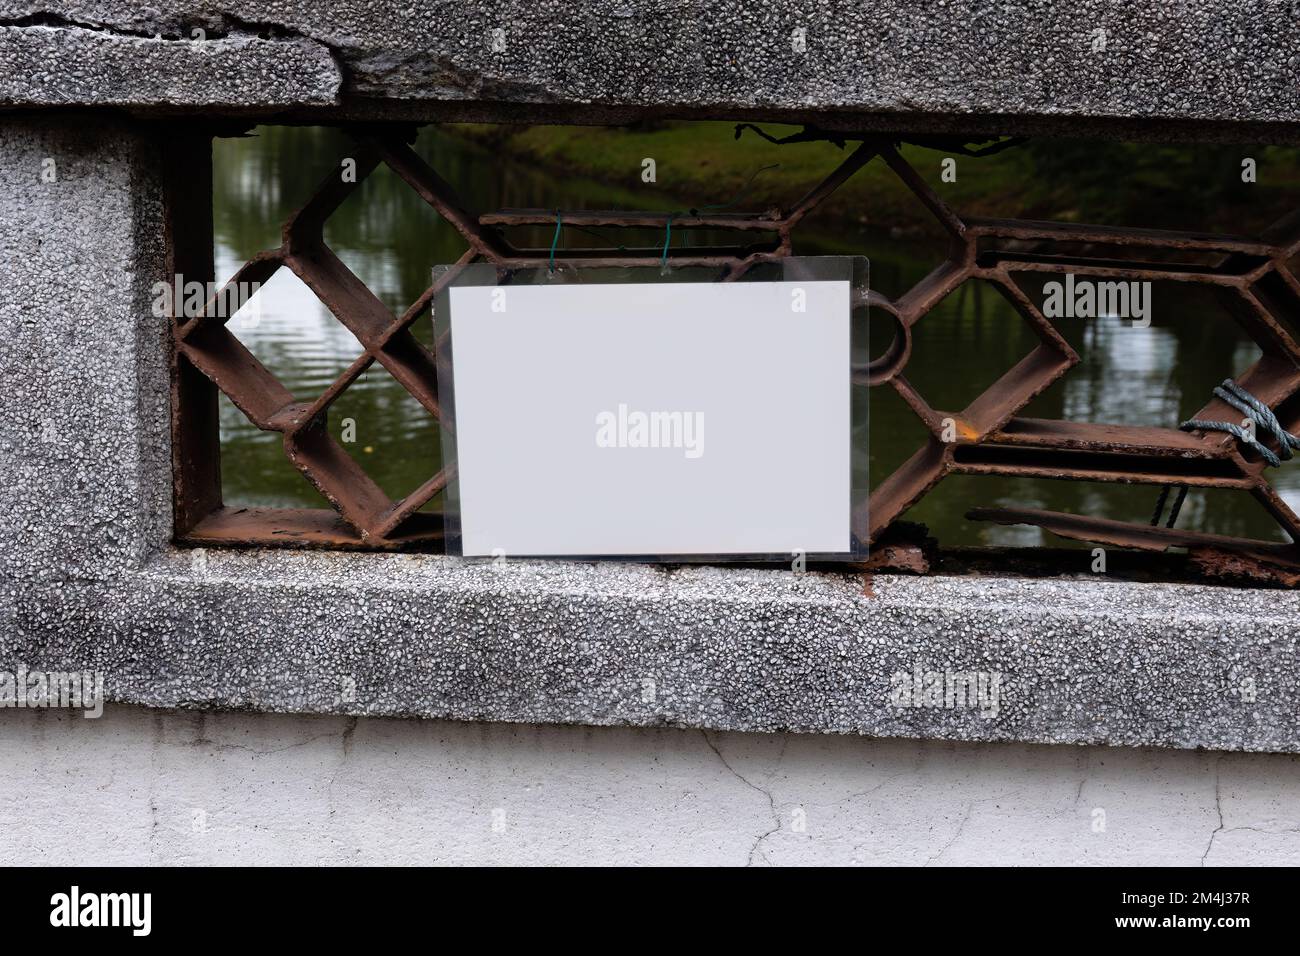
top-left (1063, 318), bottom-right (1182, 425)
top-left (213, 126), bottom-right (1300, 546)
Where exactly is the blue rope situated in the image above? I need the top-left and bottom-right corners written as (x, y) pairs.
top-left (1179, 379), bottom-right (1300, 468)
top-left (1152, 380), bottom-right (1296, 528)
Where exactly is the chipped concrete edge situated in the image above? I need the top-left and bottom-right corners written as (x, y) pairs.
top-left (0, 23), bottom-right (341, 108)
top-left (0, 4), bottom-right (1299, 144)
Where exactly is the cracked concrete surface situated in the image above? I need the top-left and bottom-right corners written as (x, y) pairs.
top-left (3, 704), bottom-right (1297, 865)
top-left (702, 730), bottom-right (783, 866)
top-left (0, 22), bottom-right (340, 108)
top-left (1, 2), bottom-right (1300, 139)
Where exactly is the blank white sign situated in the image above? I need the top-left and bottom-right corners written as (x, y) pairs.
top-left (447, 280), bottom-right (850, 556)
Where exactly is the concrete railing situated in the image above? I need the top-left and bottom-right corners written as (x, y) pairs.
top-left (2, 3), bottom-right (1299, 754)
top-left (3, 2), bottom-right (1300, 140)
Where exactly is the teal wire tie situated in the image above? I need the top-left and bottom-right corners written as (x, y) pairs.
top-left (548, 209), bottom-right (562, 274)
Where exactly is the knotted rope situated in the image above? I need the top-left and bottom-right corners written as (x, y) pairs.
top-left (1153, 379), bottom-right (1299, 527)
top-left (1179, 379), bottom-right (1300, 469)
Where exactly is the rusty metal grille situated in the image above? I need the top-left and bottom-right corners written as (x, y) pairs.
top-left (166, 128), bottom-right (1300, 584)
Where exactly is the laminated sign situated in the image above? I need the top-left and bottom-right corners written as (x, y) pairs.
top-left (434, 258), bottom-right (869, 560)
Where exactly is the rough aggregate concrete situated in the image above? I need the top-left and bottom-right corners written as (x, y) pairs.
top-left (0, 24), bottom-right (340, 108)
top-left (1, 116), bottom-right (1299, 756)
top-left (0, 114), bottom-right (171, 587)
top-left (0, 2), bottom-right (1297, 139)
top-left (10, 549), bottom-right (1297, 751)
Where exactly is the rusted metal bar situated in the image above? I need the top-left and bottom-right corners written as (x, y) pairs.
top-left (186, 506), bottom-right (446, 550)
top-left (967, 506), bottom-right (1300, 565)
top-left (782, 142), bottom-right (878, 231)
top-left (965, 217), bottom-right (1278, 255)
top-left (368, 136), bottom-right (511, 261)
top-left (481, 209), bottom-right (781, 231)
top-left (878, 143), bottom-right (966, 243)
top-left (165, 131), bottom-right (222, 536)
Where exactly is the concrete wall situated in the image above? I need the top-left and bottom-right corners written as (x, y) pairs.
top-left (3, 22), bottom-right (1300, 862)
top-left (2, 2), bottom-right (1300, 141)
top-left (4, 704), bottom-right (1299, 865)
top-left (3, 114), bottom-right (1297, 758)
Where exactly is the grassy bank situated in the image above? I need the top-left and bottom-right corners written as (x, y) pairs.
top-left (447, 121), bottom-right (1300, 237)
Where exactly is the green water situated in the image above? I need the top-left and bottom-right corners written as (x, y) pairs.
top-left (212, 125), bottom-right (1300, 548)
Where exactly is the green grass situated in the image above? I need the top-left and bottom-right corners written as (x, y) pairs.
top-left (447, 121), bottom-right (1300, 237)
